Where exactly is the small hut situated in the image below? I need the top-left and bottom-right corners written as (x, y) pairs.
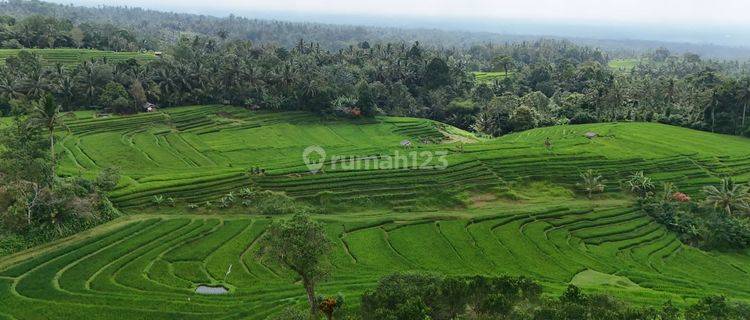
top-left (400, 140), bottom-right (412, 148)
top-left (584, 132), bottom-right (598, 139)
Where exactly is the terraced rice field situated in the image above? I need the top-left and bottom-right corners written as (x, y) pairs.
top-left (53, 105), bottom-right (750, 211)
top-left (0, 49), bottom-right (157, 66)
top-left (57, 105), bottom-right (465, 209)
top-left (608, 58), bottom-right (640, 72)
top-left (472, 71), bottom-right (512, 83)
top-left (2, 104), bottom-right (750, 318)
top-left (1, 205), bottom-right (749, 319)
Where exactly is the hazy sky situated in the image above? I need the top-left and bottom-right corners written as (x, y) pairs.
top-left (55, 0), bottom-right (750, 27)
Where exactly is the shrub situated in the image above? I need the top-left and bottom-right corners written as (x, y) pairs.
top-left (361, 273), bottom-right (542, 320)
top-left (0, 232), bottom-right (25, 256)
top-left (360, 274), bottom-right (686, 320)
top-left (642, 191), bottom-right (750, 250)
top-left (95, 166), bottom-right (121, 192)
top-left (685, 296), bottom-right (750, 320)
top-left (577, 169), bottom-right (605, 199)
top-left (252, 190), bottom-right (300, 215)
top-left (623, 171), bottom-right (655, 198)
top-left (152, 195), bottom-right (164, 206)
top-left (270, 307), bottom-right (307, 320)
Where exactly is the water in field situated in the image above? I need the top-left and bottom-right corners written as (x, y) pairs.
top-left (195, 285), bottom-right (229, 295)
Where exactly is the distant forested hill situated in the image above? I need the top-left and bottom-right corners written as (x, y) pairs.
top-left (2, 0), bottom-right (750, 59)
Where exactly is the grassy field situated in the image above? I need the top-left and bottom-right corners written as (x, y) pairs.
top-left (1, 203), bottom-right (749, 319)
top-left (473, 71), bottom-right (512, 83)
top-left (1, 105), bottom-right (750, 318)
top-left (0, 48), bottom-right (157, 66)
top-left (608, 58), bottom-right (640, 72)
top-left (52, 105), bottom-right (750, 211)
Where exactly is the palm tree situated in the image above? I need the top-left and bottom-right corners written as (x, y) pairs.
top-left (702, 177), bottom-right (750, 216)
top-left (624, 171), bottom-right (655, 198)
top-left (0, 71), bottom-right (23, 100)
top-left (30, 94), bottom-right (69, 179)
top-left (577, 169), bottom-right (606, 199)
top-left (20, 68), bottom-right (51, 99)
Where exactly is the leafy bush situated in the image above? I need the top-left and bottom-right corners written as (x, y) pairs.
top-left (94, 166), bottom-right (121, 192)
top-left (641, 182), bottom-right (750, 250)
top-left (252, 190), bottom-right (302, 215)
top-left (685, 296), bottom-right (750, 320)
top-left (361, 273), bottom-right (541, 320)
top-left (361, 273), bottom-right (685, 320)
top-left (577, 169), bottom-right (605, 199)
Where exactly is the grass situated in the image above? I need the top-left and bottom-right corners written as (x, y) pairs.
top-left (1, 206), bottom-right (749, 319)
top-left (473, 71), bottom-right (512, 83)
top-left (0, 48), bottom-right (157, 66)
top-left (608, 58), bottom-right (640, 72)
top-left (1, 105), bottom-right (750, 318)
top-left (55, 105), bottom-right (750, 212)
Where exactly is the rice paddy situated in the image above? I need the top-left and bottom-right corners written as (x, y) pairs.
top-left (472, 71), bottom-right (512, 83)
top-left (2, 104), bottom-right (750, 319)
top-left (0, 49), bottom-right (157, 66)
top-left (608, 58), bottom-right (640, 72)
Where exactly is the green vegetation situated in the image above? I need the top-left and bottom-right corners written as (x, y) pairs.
top-left (473, 71), bottom-right (512, 83)
top-left (39, 106), bottom-right (750, 214)
top-left (1, 203), bottom-right (750, 319)
top-left (608, 58), bottom-right (640, 72)
top-left (258, 213), bottom-right (333, 318)
top-left (0, 49), bottom-right (156, 66)
top-left (1, 3), bottom-right (750, 319)
top-left (359, 273), bottom-right (746, 320)
top-left (0, 105), bottom-right (748, 318)
top-left (642, 177), bottom-right (750, 250)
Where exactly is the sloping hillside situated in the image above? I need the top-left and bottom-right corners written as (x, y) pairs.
top-left (1, 106), bottom-right (749, 319)
top-left (55, 106), bottom-right (750, 211)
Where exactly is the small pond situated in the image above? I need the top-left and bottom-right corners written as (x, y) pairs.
top-left (195, 285), bottom-right (229, 295)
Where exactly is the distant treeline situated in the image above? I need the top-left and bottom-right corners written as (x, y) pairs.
top-left (0, 13), bottom-right (143, 51)
top-left (2, 0), bottom-right (750, 59)
top-left (2, 34), bottom-right (750, 138)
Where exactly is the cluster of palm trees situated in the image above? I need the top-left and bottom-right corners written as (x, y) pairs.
top-left (0, 37), bottom-right (472, 119)
top-left (582, 170), bottom-right (750, 218)
top-left (3, 34), bottom-right (750, 140)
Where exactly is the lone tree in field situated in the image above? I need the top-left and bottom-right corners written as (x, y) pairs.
top-left (702, 177), bottom-right (750, 216)
top-left (577, 169), bottom-right (605, 199)
top-left (257, 213), bottom-right (332, 319)
top-left (493, 55), bottom-right (513, 76)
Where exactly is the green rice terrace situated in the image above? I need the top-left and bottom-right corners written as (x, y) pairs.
top-left (608, 58), bottom-right (641, 72)
top-left (0, 49), bottom-right (158, 66)
top-left (472, 71), bottom-right (512, 83)
top-left (1, 105), bottom-right (750, 319)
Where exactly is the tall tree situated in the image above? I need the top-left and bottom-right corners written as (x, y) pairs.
top-left (494, 55), bottom-right (513, 76)
top-left (30, 94), bottom-right (67, 180)
top-left (257, 214), bottom-right (332, 319)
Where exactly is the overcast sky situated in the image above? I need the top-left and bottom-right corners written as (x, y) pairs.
top-left (54, 0), bottom-right (750, 27)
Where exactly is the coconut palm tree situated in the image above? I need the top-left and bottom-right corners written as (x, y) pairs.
top-left (30, 94), bottom-right (69, 179)
top-left (577, 169), bottom-right (606, 199)
top-left (0, 71), bottom-right (23, 100)
top-left (702, 177), bottom-right (750, 216)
